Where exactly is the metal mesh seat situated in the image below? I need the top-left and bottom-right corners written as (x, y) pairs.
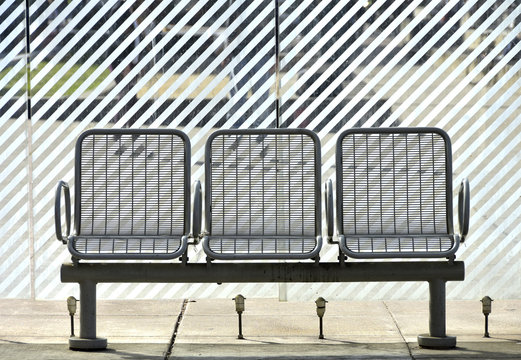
top-left (332, 128), bottom-right (462, 258)
top-left (203, 129), bottom-right (322, 260)
top-left (56, 129), bottom-right (191, 260)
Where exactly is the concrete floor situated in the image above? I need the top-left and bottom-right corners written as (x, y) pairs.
top-left (0, 298), bottom-right (519, 359)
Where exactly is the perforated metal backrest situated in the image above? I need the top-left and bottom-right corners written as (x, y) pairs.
top-left (337, 128), bottom-right (453, 237)
top-left (75, 129), bottom-right (190, 237)
top-left (206, 129), bottom-right (321, 239)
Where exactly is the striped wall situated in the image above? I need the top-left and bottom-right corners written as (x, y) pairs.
top-left (1, 0), bottom-right (520, 301)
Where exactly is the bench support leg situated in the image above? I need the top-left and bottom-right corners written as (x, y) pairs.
top-left (69, 280), bottom-right (107, 351)
top-left (417, 279), bottom-right (456, 349)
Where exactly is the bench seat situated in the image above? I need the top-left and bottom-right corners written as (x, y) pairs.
top-left (69, 236), bottom-right (185, 259)
top-left (340, 234), bottom-right (456, 259)
top-left (204, 236), bottom-right (320, 259)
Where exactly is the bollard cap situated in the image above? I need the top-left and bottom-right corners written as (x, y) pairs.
top-left (315, 297), bottom-right (327, 317)
top-left (480, 296), bottom-right (493, 315)
top-left (233, 294), bottom-right (246, 313)
top-left (67, 296), bottom-right (78, 316)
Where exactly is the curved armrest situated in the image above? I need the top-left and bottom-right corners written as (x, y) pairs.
top-left (325, 179), bottom-right (334, 242)
top-left (458, 178), bottom-right (470, 242)
top-left (55, 180), bottom-right (71, 244)
top-left (192, 180), bottom-right (202, 243)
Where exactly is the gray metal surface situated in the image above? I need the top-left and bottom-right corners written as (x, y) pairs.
top-left (55, 180), bottom-right (71, 244)
top-left (69, 280), bottom-right (107, 350)
top-left (61, 261), bottom-right (465, 283)
top-left (59, 129), bottom-right (191, 260)
top-left (60, 261), bottom-right (464, 349)
top-left (417, 279), bottom-right (456, 348)
top-left (334, 127), bottom-right (461, 258)
top-left (192, 180), bottom-right (202, 241)
top-left (458, 178), bottom-right (470, 242)
top-left (203, 129), bottom-right (322, 260)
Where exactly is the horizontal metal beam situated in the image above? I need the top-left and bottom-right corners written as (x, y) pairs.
top-left (61, 261), bottom-right (464, 284)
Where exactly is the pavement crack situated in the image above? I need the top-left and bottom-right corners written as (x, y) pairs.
top-left (164, 298), bottom-right (189, 360)
top-left (383, 301), bottom-right (415, 360)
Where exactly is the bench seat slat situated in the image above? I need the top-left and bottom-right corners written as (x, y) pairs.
top-left (69, 236), bottom-right (184, 259)
top-left (205, 236), bottom-right (319, 259)
top-left (340, 235), bottom-right (456, 258)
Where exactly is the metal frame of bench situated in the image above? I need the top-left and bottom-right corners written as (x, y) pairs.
top-left (57, 127), bottom-right (467, 351)
top-left (327, 127), bottom-right (470, 260)
top-left (61, 261), bottom-right (464, 350)
top-left (55, 129), bottom-right (196, 261)
top-left (202, 129), bottom-right (322, 260)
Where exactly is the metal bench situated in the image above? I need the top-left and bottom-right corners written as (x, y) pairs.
top-left (57, 127), bottom-right (467, 351)
top-left (202, 129), bottom-right (322, 260)
top-left (55, 129), bottom-right (198, 261)
top-left (327, 127), bottom-right (470, 260)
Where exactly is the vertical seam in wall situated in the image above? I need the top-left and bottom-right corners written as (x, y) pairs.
top-left (274, 0), bottom-right (281, 128)
top-left (24, 0), bottom-right (35, 300)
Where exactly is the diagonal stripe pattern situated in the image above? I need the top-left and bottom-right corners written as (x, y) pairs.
top-left (0, 0), bottom-right (519, 300)
top-left (0, 0), bottom-right (32, 299)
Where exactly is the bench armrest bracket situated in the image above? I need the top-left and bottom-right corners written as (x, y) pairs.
top-left (458, 178), bottom-right (470, 243)
top-left (325, 179), bottom-right (334, 243)
top-left (55, 180), bottom-right (71, 244)
top-left (192, 180), bottom-right (202, 243)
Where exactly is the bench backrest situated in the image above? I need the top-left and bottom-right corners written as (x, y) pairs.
top-left (336, 128), bottom-right (454, 256)
top-left (75, 129), bottom-right (190, 238)
top-left (204, 129), bottom-right (321, 259)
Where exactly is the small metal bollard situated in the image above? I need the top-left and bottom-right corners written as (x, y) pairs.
top-left (66, 296), bottom-right (78, 337)
top-left (481, 296), bottom-right (493, 338)
top-left (315, 297), bottom-right (327, 339)
top-left (233, 294), bottom-right (246, 339)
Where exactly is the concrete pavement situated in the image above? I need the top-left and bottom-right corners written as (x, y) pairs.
top-left (0, 298), bottom-right (520, 359)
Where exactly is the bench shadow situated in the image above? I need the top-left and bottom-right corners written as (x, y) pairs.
top-left (409, 340), bottom-right (521, 359)
top-left (169, 342), bottom-right (410, 359)
top-left (168, 341), bottom-right (521, 360)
